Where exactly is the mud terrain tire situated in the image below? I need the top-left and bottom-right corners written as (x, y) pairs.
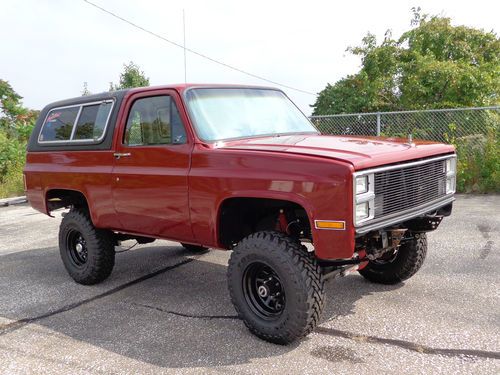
top-left (59, 209), bottom-right (115, 285)
top-left (359, 232), bottom-right (427, 285)
top-left (228, 231), bottom-right (325, 344)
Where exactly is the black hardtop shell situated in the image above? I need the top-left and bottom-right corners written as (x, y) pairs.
top-left (27, 89), bottom-right (129, 152)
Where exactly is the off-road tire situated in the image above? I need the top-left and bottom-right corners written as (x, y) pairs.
top-left (59, 209), bottom-right (115, 285)
top-left (227, 231), bottom-right (325, 345)
top-left (180, 243), bottom-right (208, 252)
top-left (359, 232), bottom-right (427, 285)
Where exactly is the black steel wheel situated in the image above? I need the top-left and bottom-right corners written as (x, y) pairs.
top-left (59, 209), bottom-right (115, 285)
top-left (243, 262), bottom-right (285, 319)
top-left (359, 232), bottom-right (427, 284)
top-left (228, 231), bottom-right (325, 345)
top-left (66, 230), bottom-right (88, 267)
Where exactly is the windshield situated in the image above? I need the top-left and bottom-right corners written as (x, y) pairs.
top-left (185, 88), bottom-right (318, 141)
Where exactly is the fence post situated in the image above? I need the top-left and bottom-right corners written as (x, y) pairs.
top-left (376, 112), bottom-right (381, 136)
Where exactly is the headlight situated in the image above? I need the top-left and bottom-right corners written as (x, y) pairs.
top-left (445, 157), bottom-right (457, 194)
top-left (445, 158), bottom-right (456, 174)
top-left (446, 178), bottom-right (455, 194)
top-left (355, 202), bottom-right (369, 221)
top-left (445, 159), bottom-right (452, 173)
top-left (355, 176), bottom-right (368, 194)
top-left (353, 173), bottom-right (374, 225)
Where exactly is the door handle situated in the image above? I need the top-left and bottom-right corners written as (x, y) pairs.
top-left (113, 152), bottom-right (131, 159)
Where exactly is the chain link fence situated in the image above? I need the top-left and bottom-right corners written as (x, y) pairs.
top-left (310, 106), bottom-right (499, 158)
top-left (310, 106), bottom-right (500, 192)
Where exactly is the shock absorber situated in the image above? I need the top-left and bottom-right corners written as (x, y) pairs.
top-left (276, 209), bottom-right (289, 234)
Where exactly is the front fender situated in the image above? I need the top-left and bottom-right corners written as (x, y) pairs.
top-left (189, 147), bottom-right (356, 259)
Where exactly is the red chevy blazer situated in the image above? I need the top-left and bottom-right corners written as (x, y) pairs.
top-left (24, 85), bottom-right (456, 344)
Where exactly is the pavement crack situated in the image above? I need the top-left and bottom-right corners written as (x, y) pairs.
top-left (0, 258), bottom-right (194, 336)
top-left (130, 302), bottom-right (240, 320)
top-left (315, 326), bottom-right (500, 360)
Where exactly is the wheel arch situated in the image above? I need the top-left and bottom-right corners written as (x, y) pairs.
top-left (45, 188), bottom-right (91, 217)
top-left (216, 193), bottom-right (314, 248)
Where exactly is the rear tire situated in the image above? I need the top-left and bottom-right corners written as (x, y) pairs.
top-left (180, 243), bottom-right (208, 253)
top-left (228, 231), bottom-right (325, 345)
top-left (59, 209), bottom-right (115, 285)
top-left (359, 232), bottom-right (427, 284)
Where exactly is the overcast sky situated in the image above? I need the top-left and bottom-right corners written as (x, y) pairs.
top-left (1, 0), bottom-right (498, 115)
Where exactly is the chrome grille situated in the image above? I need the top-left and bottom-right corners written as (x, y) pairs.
top-left (373, 159), bottom-right (447, 219)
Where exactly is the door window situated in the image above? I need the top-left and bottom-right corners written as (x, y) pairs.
top-left (124, 95), bottom-right (187, 146)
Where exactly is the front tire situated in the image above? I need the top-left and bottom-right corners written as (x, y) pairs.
top-left (59, 209), bottom-right (115, 285)
top-left (359, 232), bottom-right (427, 284)
top-left (228, 231), bottom-right (325, 345)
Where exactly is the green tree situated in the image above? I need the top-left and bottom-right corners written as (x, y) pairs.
top-left (110, 61), bottom-right (150, 91)
top-left (312, 11), bottom-right (500, 115)
top-left (1, 80), bottom-right (38, 141)
top-left (0, 80), bottom-right (38, 197)
top-left (312, 11), bottom-right (500, 193)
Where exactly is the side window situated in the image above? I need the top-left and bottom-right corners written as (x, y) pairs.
top-left (39, 100), bottom-right (113, 143)
top-left (74, 102), bottom-right (113, 140)
top-left (39, 107), bottom-right (80, 141)
top-left (124, 95), bottom-right (187, 146)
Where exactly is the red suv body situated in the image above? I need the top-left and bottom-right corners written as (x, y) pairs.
top-left (24, 84), bottom-right (456, 344)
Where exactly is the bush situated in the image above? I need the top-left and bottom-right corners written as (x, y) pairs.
top-left (0, 158), bottom-right (24, 198)
top-left (455, 127), bottom-right (500, 193)
top-left (1, 79), bottom-right (37, 198)
top-left (0, 131), bottom-right (26, 198)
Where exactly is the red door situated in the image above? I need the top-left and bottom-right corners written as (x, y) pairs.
top-left (111, 90), bottom-right (193, 241)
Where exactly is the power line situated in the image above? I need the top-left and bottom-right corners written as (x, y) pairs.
top-left (82, 0), bottom-right (316, 96)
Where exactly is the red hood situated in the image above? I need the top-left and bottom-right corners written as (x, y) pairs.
top-left (218, 134), bottom-right (455, 170)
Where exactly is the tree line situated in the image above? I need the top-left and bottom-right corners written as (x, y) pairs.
top-left (0, 62), bottom-right (150, 197)
top-left (1, 10), bottom-right (498, 196)
top-left (312, 8), bottom-right (499, 115)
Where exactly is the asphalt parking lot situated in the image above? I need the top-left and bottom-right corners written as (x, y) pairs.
top-left (0, 195), bottom-right (499, 374)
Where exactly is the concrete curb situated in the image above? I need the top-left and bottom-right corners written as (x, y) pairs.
top-left (0, 196), bottom-right (28, 207)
